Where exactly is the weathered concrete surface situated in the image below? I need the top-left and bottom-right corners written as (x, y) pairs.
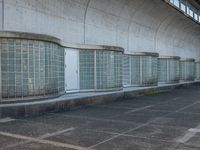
top-left (1, 86), bottom-right (200, 149)
top-left (0, 0), bottom-right (200, 58)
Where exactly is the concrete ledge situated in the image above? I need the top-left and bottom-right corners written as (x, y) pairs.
top-left (0, 81), bottom-right (199, 118)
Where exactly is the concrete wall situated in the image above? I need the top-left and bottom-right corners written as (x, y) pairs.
top-left (1, 0), bottom-right (200, 58)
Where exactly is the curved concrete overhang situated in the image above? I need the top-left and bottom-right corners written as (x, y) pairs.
top-left (180, 58), bottom-right (196, 62)
top-left (0, 31), bottom-right (124, 52)
top-left (62, 41), bottom-right (124, 52)
top-left (159, 56), bottom-right (181, 60)
top-left (0, 0), bottom-right (200, 58)
top-left (76, 45), bottom-right (124, 52)
top-left (125, 51), bottom-right (159, 57)
top-left (0, 31), bottom-right (62, 45)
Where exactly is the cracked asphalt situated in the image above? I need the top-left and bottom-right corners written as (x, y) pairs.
top-left (1, 86), bottom-right (200, 150)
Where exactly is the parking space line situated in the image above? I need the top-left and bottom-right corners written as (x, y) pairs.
top-left (176, 131), bottom-right (196, 143)
top-left (172, 97), bottom-right (181, 101)
top-left (0, 129), bottom-right (92, 150)
top-left (125, 105), bottom-right (154, 114)
top-left (39, 127), bottom-right (75, 139)
top-left (60, 114), bottom-right (139, 125)
top-left (89, 121), bottom-right (152, 148)
top-left (173, 102), bottom-right (199, 113)
top-left (3, 127), bottom-right (75, 149)
top-left (146, 109), bottom-right (173, 113)
top-left (94, 105), bottom-right (137, 110)
top-left (176, 125), bottom-right (200, 143)
top-left (89, 101), bottom-right (199, 148)
top-left (0, 118), bottom-right (15, 123)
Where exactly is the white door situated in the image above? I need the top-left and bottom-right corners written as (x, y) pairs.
top-left (65, 48), bottom-right (79, 92)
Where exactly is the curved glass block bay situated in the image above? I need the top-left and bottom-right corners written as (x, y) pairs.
top-left (79, 47), bottom-right (123, 91)
top-left (196, 61), bottom-right (200, 80)
top-left (0, 32), bottom-right (64, 101)
top-left (123, 52), bottom-right (159, 87)
top-left (180, 58), bottom-right (195, 81)
top-left (158, 56), bottom-right (180, 84)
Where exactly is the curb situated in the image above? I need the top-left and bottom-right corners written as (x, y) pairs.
top-left (0, 81), bottom-right (199, 118)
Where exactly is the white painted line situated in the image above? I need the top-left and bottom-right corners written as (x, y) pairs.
top-left (95, 105), bottom-right (135, 110)
top-left (3, 127), bottom-right (76, 149)
top-left (176, 125), bottom-right (200, 143)
top-left (174, 102), bottom-right (199, 113)
top-left (90, 101), bottom-right (200, 148)
top-left (0, 131), bottom-right (93, 150)
top-left (0, 118), bottom-right (15, 123)
top-left (125, 105), bottom-right (154, 114)
top-left (189, 128), bottom-right (200, 133)
top-left (176, 132), bottom-right (196, 143)
top-left (39, 127), bottom-right (75, 139)
top-left (172, 97), bottom-right (180, 100)
top-left (61, 114), bottom-right (138, 125)
top-left (90, 120), bottom-right (153, 148)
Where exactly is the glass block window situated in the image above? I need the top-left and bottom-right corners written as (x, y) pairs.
top-left (130, 56), bottom-right (140, 85)
top-left (195, 62), bottom-right (200, 80)
top-left (123, 55), bottom-right (130, 86)
top-left (158, 58), bottom-right (180, 83)
top-left (123, 54), bottom-right (158, 87)
top-left (0, 39), bottom-right (64, 100)
top-left (79, 50), bottom-right (95, 90)
top-left (79, 50), bottom-right (123, 90)
top-left (114, 52), bottom-right (123, 88)
top-left (180, 60), bottom-right (195, 81)
top-left (142, 56), bottom-right (158, 86)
